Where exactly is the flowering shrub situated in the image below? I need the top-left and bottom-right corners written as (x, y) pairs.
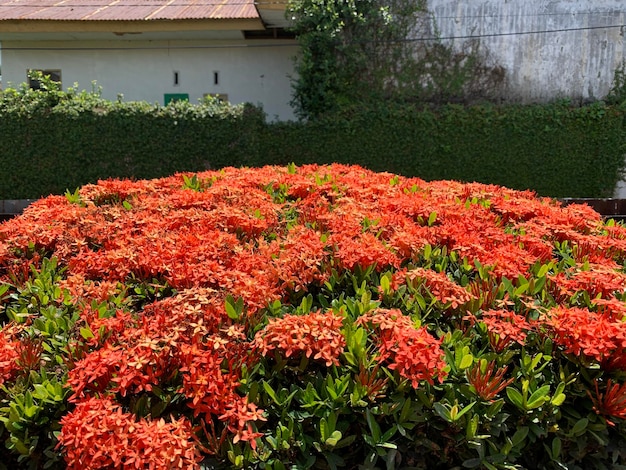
top-left (1, 163), bottom-right (626, 468)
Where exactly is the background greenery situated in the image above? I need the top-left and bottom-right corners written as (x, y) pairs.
top-left (0, 78), bottom-right (624, 200)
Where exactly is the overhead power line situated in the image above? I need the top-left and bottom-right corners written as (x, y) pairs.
top-left (418, 23), bottom-right (626, 42)
top-left (433, 10), bottom-right (625, 21)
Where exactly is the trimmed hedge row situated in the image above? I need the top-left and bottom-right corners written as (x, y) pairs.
top-left (0, 84), bottom-right (624, 199)
top-left (260, 103), bottom-right (626, 198)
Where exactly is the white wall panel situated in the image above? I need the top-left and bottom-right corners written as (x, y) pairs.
top-left (2, 40), bottom-right (298, 120)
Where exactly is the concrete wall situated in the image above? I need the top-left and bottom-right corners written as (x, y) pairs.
top-left (1, 39), bottom-right (298, 120)
top-left (428, 0), bottom-right (626, 103)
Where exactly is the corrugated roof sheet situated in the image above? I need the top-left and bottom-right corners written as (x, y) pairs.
top-left (0, 0), bottom-right (259, 21)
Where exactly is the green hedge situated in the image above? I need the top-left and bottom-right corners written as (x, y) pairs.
top-left (0, 83), bottom-right (624, 199)
top-left (259, 103), bottom-right (626, 198)
top-left (0, 84), bottom-right (266, 199)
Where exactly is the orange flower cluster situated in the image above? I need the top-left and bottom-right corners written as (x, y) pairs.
top-left (0, 164), bottom-right (619, 303)
top-left (357, 309), bottom-right (447, 388)
top-left (66, 287), bottom-right (262, 450)
top-left (406, 267), bottom-right (475, 309)
top-left (478, 309), bottom-right (532, 352)
top-left (0, 333), bottom-right (20, 386)
top-left (58, 396), bottom-right (200, 469)
top-left (549, 266), bottom-right (626, 301)
top-left (466, 361), bottom-right (514, 402)
top-left (254, 311), bottom-right (346, 367)
top-left (543, 307), bottom-right (626, 370)
top-left (592, 379), bottom-right (626, 425)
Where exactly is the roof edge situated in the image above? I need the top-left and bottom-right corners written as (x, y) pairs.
top-left (0, 18), bottom-right (265, 33)
top-left (255, 0), bottom-right (289, 11)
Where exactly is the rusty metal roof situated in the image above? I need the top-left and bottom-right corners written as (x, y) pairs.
top-left (0, 0), bottom-right (259, 21)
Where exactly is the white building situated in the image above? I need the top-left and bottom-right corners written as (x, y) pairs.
top-left (0, 0), bottom-right (297, 120)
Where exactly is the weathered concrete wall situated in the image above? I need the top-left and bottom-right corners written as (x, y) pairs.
top-left (429, 0), bottom-right (626, 103)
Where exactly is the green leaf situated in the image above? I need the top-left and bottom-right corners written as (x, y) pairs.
top-left (551, 392), bottom-right (566, 406)
top-left (511, 426), bottom-right (529, 447)
top-left (415, 293), bottom-right (426, 311)
top-left (262, 381), bottom-right (279, 404)
top-left (11, 438), bottom-right (29, 455)
top-left (80, 327), bottom-right (94, 340)
top-left (423, 244), bottom-right (432, 260)
top-left (325, 430), bottom-right (342, 447)
top-left (428, 211), bottom-right (437, 226)
top-left (399, 398), bottom-right (412, 423)
top-left (466, 414), bottom-right (479, 440)
top-left (506, 387), bottom-right (525, 410)
top-left (462, 458), bottom-right (482, 468)
top-left (225, 296), bottom-right (240, 320)
top-left (455, 402), bottom-right (476, 421)
top-left (32, 384), bottom-right (48, 400)
top-left (366, 409), bottom-right (381, 442)
top-left (551, 437), bottom-right (562, 460)
top-left (24, 405), bottom-right (39, 419)
top-left (380, 274), bottom-right (390, 294)
top-left (551, 382), bottom-right (566, 406)
top-left (459, 353), bottom-right (474, 370)
top-left (570, 417), bottom-right (588, 436)
top-left (527, 385), bottom-right (551, 409)
top-left (334, 434), bottom-right (356, 450)
top-left (537, 263), bottom-right (550, 278)
top-left (513, 283), bottom-right (528, 297)
top-left (486, 399), bottom-right (504, 418)
top-left (320, 417), bottom-right (330, 441)
top-left (433, 402), bottom-right (452, 422)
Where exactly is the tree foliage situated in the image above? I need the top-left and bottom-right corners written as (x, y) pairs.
top-left (288, 0), bottom-right (427, 118)
top-left (287, 0), bottom-right (506, 119)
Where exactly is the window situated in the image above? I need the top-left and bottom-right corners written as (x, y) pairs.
top-left (28, 69), bottom-right (62, 90)
top-left (213, 71), bottom-right (220, 86)
top-left (173, 71), bottom-right (180, 86)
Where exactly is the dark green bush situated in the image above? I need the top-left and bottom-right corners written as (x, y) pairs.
top-left (0, 78), bottom-right (265, 199)
top-left (0, 78), bottom-right (624, 199)
top-left (259, 102), bottom-right (626, 198)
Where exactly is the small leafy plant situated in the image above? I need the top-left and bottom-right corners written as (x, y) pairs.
top-left (1, 164), bottom-right (626, 468)
top-left (606, 59), bottom-right (626, 105)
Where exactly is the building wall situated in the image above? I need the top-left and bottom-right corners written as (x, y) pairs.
top-left (429, 0), bottom-right (626, 103)
top-left (1, 39), bottom-right (298, 120)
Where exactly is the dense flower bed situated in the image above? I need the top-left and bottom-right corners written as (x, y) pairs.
top-left (1, 164), bottom-right (626, 468)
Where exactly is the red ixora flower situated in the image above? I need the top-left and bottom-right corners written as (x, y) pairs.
top-left (406, 267), bottom-right (475, 309)
top-left (466, 360), bottom-right (515, 402)
top-left (254, 310), bottom-right (345, 367)
top-left (591, 379), bottom-right (626, 426)
top-left (0, 333), bottom-right (21, 387)
top-left (58, 396), bottom-right (201, 469)
top-left (542, 306), bottom-right (626, 370)
top-left (356, 309), bottom-right (447, 389)
top-left (475, 309), bottom-right (532, 353)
